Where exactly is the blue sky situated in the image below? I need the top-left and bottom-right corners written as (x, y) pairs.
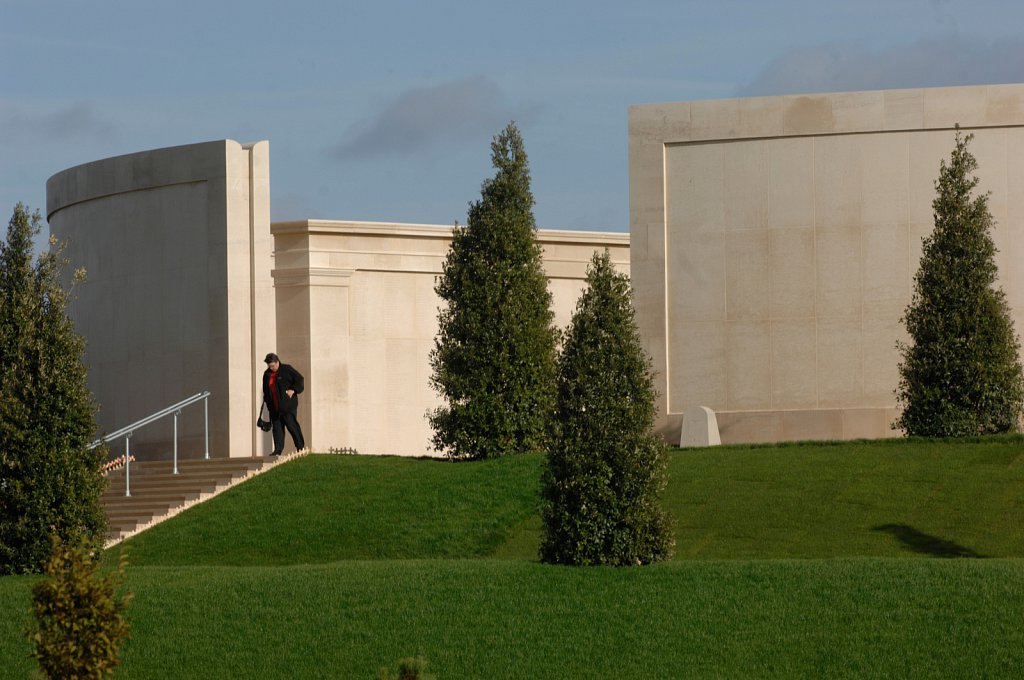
top-left (4, 0), bottom-right (1024, 243)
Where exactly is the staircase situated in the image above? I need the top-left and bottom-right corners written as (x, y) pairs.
top-left (101, 456), bottom-right (274, 545)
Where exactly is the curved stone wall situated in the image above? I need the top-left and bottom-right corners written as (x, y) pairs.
top-left (47, 140), bottom-right (275, 458)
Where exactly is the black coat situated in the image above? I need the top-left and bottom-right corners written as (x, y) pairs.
top-left (263, 363), bottom-right (304, 416)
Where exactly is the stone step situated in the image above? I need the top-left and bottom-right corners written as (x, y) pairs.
top-left (105, 468), bottom-right (254, 483)
top-left (105, 493), bottom-right (205, 510)
top-left (105, 458), bottom-right (265, 478)
top-left (101, 455), bottom-right (277, 544)
top-left (103, 477), bottom-right (232, 496)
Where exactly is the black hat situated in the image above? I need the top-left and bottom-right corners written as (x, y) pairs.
top-left (264, 353), bottom-right (280, 363)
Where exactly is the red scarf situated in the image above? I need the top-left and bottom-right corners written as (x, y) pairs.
top-left (269, 371), bottom-right (279, 410)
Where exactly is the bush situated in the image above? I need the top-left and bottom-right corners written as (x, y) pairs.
top-left (895, 128), bottom-right (1024, 436)
top-left (377, 657), bottom-right (436, 680)
top-left (27, 535), bottom-right (131, 679)
top-left (428, 123), bottom-right (559, 460)
top-left (540, 250), bottom-right (674, 565)
top-left (0, 203), bottom-right (107, 574)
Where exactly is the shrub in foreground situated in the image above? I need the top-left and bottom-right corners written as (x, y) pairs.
top-left (27, 536), bottom-right (131, 679)
top-left (377, 656), bottom-right (436, 680)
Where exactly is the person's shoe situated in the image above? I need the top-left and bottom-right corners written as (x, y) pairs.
top-left (270, 452), bottom-right (281, 457)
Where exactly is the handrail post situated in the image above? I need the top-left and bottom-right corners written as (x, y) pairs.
top-left (124, 433), bottom-right (132, 498)
top-left (203, 395), bottom-right (210, 460)
top-left (173, 410), bottom-right (181, 475)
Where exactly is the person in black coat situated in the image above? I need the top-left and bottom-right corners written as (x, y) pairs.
top-left (262, 352), bottom-right (306, 455)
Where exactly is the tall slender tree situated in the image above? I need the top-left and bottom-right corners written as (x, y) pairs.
top-left (0, 204), bottom-right (106, 574)
top-left (895, 128), bottom-right (1024, 436)
top-left (541, 250), bottom-right (673, 566)
top-left (429, 123), bottom-right (559, 460)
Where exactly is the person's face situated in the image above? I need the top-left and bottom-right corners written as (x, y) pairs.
top-left (267, 360), bottom-right (280, 372)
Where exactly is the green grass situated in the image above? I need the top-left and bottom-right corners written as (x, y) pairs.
top-left (107, 436), bottom-right (1024, 566)
top-left (5, 438), bottom-right (1024, 678)
top-left (5, 559), bottom-right (1024, 678)
top-left (104, 454), bottom-right (541, 566)
top-left (666, 436), bottom-right (1024, 559)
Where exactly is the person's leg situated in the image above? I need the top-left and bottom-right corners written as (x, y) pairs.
top-left (281, 412), bottom-right (305, 450)
top-left (271, 417), bottom-right (285, 455)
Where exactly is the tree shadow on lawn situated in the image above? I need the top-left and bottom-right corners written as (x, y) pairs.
top-left (872, 523), bottom-right (987, 558)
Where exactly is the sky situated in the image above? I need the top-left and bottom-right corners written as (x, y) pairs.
top-left (4, 0), bottom-right (1024, 248)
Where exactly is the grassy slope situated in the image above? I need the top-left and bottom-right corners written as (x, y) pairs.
top-left (103, 454), bottom-right (541, 566)
top-left (5, 438), bottom-right (1024, 678)
top-left (107, 436), bottom-right (1024, 566)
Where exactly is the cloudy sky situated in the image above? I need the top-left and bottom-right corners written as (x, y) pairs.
top-left (4, 0), bottom-right (1024, 244)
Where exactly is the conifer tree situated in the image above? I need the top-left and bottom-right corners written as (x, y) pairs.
top-left (428, 123), bottom-right (559, 460)
top-left (895, 128), bottom-right (1024, 436)
top-left (540, 250), bottom-right (673, 565)
top-left (0, 204), bottom-right (107, 574)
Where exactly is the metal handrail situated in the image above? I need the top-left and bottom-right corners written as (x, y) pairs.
top-left (89, 391), bottom-right (211, 496)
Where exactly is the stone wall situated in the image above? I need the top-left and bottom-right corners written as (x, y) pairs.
top-left (47, 140), bottom-right (275, 459)
top-left (45, 138), bottom-right (627, 459)
top-left (270, 220), bottom-right (629, 456)
top-left (629, 84), bottom-right (1024, 444)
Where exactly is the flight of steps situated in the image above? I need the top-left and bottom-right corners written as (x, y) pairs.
top-left (101, 456), bottom-right (273, 546)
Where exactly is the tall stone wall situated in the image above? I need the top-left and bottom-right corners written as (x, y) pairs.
top-left (630, 84), bottom-right (1024, 444)
top-left (47, 140), bottom-right (276, 459)
top-left (271, 220), bottom-right (629, 456)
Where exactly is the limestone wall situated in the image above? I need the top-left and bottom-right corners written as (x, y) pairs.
top-left (47, 140), bottom-right (275, 459)
top-left (629, 84), bottom-right (1024, 444)
top-left (270, 220), bottom-right (629, 456)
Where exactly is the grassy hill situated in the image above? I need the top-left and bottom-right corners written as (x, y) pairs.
top-left (107, 435), bottom-right (1024, 566)
top-left (4, 437), bottom-right (1024, 678)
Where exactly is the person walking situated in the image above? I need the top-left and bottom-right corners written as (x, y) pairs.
top-left (262, 352), bottom-right (306, 456)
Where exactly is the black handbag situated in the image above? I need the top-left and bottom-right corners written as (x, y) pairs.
top-left (256, 403), bottom-right (272, 431)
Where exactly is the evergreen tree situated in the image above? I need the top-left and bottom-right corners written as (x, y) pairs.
top-left (429, 123), bottom-right (559, 460)
top-left (540, 250), bottom-right (673, 565)
top-left (0, 204), bottom-right (107, 574)
top-left (895, 128), bottom-right (1024, 436)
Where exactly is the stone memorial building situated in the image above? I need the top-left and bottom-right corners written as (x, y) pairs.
top-left (45, 83), bottom-right (1024, 457)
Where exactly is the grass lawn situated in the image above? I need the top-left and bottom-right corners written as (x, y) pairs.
top-left (4, 437), bottom-right (1024, 678)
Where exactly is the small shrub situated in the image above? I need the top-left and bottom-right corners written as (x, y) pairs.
top-left (27, 536), bottom-right (131, 679)
top-left (377, 656), bottom-right (436, 680)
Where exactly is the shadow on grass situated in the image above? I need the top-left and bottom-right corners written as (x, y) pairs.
top-left (873, 523), bottom-right (987, 558)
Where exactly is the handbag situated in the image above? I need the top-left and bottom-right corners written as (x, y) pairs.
top-left (256, 403), bottom-right (272, 431)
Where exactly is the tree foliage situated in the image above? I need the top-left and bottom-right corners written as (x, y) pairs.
top-left (429, 123), bottom-right (559, 460)
top-left (540, 250), bottom-right (673, 565)
top-left (27, 535), bottom-right (131, 679)
top-left (0, 204), bottom-right (106, 574)
top-left (895, 128), bottom-right (1024, 436)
